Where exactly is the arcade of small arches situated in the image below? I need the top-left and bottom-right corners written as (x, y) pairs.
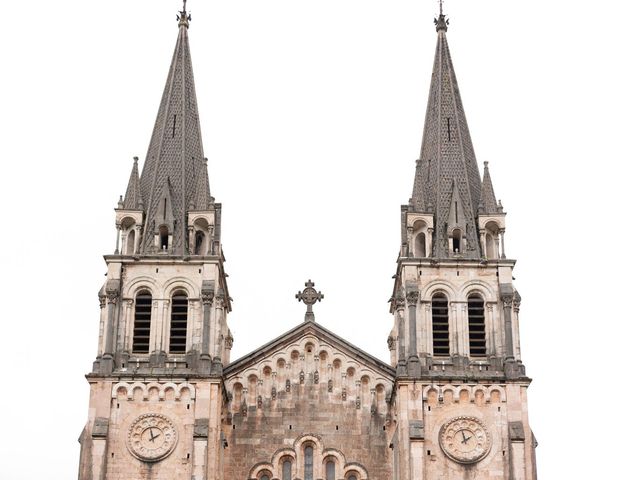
top-left (226, 338), bottom-right (392, 414)
top-left (114, 214), bottom-right (214, 255)
top-left (408, 217), bottom-right (506, 259)
top-left (249, 435), bottom-right (368, 480)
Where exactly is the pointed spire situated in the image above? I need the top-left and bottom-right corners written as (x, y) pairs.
top-left (410, 8), bottom-right (483, 259)
top-left (123, 157), bottom-right (143, 210)
top-left (479, 161), bottom-right (499, 214)
top-left (138, 4), bottom-right (207, 254)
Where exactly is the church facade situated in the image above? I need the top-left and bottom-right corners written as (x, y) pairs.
top-left (78, 6), bottom-right (537, 480)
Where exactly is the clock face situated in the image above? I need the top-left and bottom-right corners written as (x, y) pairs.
top-left (439, 416), bottom-right (491, 464)
top-left (127, 414), bottom-right (178, 462)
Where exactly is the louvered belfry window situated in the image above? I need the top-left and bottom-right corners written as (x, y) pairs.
top-left (468, 294), bottom-right (487, 356)
top-left (169, 291), bottom-right (188, 353)
top-left (132, 291), bottom-right (152, 353)
top-left (432, 293), bottom-right (450, 356)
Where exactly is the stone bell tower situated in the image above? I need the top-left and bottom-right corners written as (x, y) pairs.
top-left (387, 8), bottom-right (537, 480)
top-left (78, 5), bottom-right (233, 479)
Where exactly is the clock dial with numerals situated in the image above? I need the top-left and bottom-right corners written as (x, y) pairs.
top-left (439, 416), bottom-right (491, 464)
top-left (127, 414), bottom-right (178, 462)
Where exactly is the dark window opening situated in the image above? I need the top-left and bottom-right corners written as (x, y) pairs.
top-left (432, 293), bottom-right (450, 356)
top-left (447, 117), bottom-right (451, 141)
top-left (452, 229), bottom-right (462, 253)
top-left (172, 114), bottom-right (177, 138)
top-left (159, 225), bottom-right (169, 250)
top-left (132, 291), bottom-right (152, 353)
top-left (195, 230), bottom-right (205, 255)
top-left (169, 292), bottom-right (188, 353)
top-left (468, 294), bottom-right (487, 356)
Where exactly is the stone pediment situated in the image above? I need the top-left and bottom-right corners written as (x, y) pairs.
top-left (224, 321), bottom-right (395, 413)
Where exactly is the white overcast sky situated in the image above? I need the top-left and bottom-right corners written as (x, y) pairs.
top-left (0, 0), bottom-right (638, 478)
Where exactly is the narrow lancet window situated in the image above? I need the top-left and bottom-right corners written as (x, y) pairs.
top-left (452, 229), bottom-right (462, 253)
top-left (169, 291), bottom-right (188, 353)
top-left (468, 294), bottom-right (487, 356)
top-left (304, 446), bottom-right (313, 480)
top-left (282, 460), bottom-right (292, 480)
top-left (195, 230), bottom-right (205, 255)
top-left (159, 225), bottom-right (169, 250)
top-left (432, 293), bottom-right (450, 356)
top-left (326, 461), bottom-right (335, 480)
top-left (132, 291), bottom-right (152, 353)
top-left (415, 232), bottom-right (426, 257)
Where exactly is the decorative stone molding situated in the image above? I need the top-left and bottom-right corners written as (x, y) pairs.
top-left (111, 381), bottom-right (196, 401)
top-left (406, 289), bottom-right (420, 306)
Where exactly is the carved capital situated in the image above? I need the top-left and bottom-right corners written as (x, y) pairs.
top-left (225, 335), bottom-right (234, 349)
top-left (106, 290), bottom-right (119, 304)
top-left (201, 290), bottom-right (215, 306)
top-left (387, 335), bottom-right (396, 350)
top-left (98, 294), bottom-right (106, 309)
top-left (406, 290), bottom-right (420, 306)
top-left (502, 295), bottom-right (514, 309)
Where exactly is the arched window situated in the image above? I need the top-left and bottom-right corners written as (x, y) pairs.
top-left (304, 446), bottom-right (313, 480)
top-left (468, 294), bottom-right (487, 356)
top-left (159, 225), bottom-right (169, 250)
top-left (195, 230), bottom-right (205, 255)
top-left (132, 291), bottom-right (152, 353)
top-left (432, 293), bottom-right (450, 356)
top-left (259, 475), bottom-right (269, 480)
top-left (169, 291), bottom-right (188, 353)
top-left (282, 460), bottom-right (292, 480)
top-left (485, 232), bottom-right (496, 259)
top-left (325, 460), bottom-right (335, 480)
top-left (415, 232), bottom-right (426, 257)
top-left (452, 229), bottom-right (462, 253)
top-left (348, 475), bottom-right (357, 480)
top-left (125, 229), bottom-right (135, 255)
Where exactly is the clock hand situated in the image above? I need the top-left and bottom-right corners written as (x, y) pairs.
top-left (461, 431), bottom-right (470, 444)
top-left (149, 429), bottom-right (160, 443)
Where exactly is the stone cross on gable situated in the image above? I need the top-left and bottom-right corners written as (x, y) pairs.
top-left (296, 280), bottom-right (324, 322)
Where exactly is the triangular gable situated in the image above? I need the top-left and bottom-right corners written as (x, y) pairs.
top-left (224, 321), bottom-right (395, 384)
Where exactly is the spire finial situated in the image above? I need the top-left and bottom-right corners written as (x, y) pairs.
top-left (296, 280), bottom-right (324, 322)
top-left (434, 0), bottom-right (449, 32)
top-left (177, 0), bottom-right (191, 28)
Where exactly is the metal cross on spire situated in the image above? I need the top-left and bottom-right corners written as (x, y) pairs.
top-left (439, 0), bottom-right (444, 16)
top-left (296, 280), bottom-right (324, 322)
top-left (177, 0), bottom-right (191, 27)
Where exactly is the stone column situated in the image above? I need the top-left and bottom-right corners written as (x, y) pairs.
top-left (479, 229), bottom-right (487, 258)
top-left (500, 228), bottom-right (506, 259)
top-left (395, 293), bottom-right (407, 375)
top-left (188, 226), bottom-right (195, 254)
top-left (427, 227), bottom-right (434, 257)
top-left (208, 225), bottom-right (215, 255)
top-left (502, 295), bottom-right (514, 359)
top-left (407, 226), bottom-right (414, 257)
top-left (406, 289), bottom-right (421, 377)
top-left (114, 224), bottom-right (121, 254)
top-left (99, 285), bottom-right (119, 373)
top-left (199, 287), bottom-right (215, 374)
top-left (134, 225), bottom-right (142, 254)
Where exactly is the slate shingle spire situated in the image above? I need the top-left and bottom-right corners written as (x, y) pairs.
top-left (410, 11), bottom-right (483, 259)
top-left (137, 4), bottom-right (211, 254)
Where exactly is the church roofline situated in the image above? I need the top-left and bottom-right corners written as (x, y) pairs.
top-left (224, 320), bottom-right (395, 378)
